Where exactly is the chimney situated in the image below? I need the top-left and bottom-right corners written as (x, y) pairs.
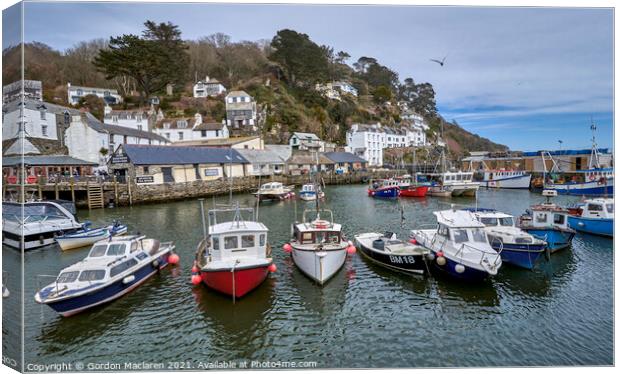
top-left (104, 105), bottom-right (112, 116)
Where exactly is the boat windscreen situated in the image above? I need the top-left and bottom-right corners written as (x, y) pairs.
top-left (606, 204), bottom-right (614, 214)
top-left (499, 217), bottom-right (514, 227)
top-left (89, 244), bottom-right (108, 257)
top-left (480, 217), bottom-right (498, 226)
top-left (471, 229), bottom-right (487, 243)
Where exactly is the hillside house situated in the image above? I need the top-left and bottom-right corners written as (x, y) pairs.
top-left (289, 132), bottom-right (325, 151)
top-left (174, 135), bottom-right (263, 150)
top-left (193, 76), bottom-right (227, 98)
top-left (153, 113), bottom-right (229, 143)
top-left (225, 90), bottom-right (257, 130)
top-left (2, 99), bottom-right (79, 143)
top-left (346, 123), bottom-right (386, 167)
top-left (67, 83), bottom-right (123, 105)
top-left (103, 106), bottom-right (162, 132)
top-left (323, 152), bottom-right (368, 173)
top-left (238, 149), bottom-right (286, 176)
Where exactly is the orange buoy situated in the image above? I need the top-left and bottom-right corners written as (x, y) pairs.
top-left (168, 253), bottom-right (180, 265)
top-left (268, 263), bottom-right (277, 273)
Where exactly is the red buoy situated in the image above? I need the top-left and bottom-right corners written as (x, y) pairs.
top-left (268, 263), bottom-right (277, 273)
top-left (283, 243), bottom-right (292, 253)
top-left (191, 274), bottom-right (202, 285)
top-left (437, 251), bottom-right (444, 257)
top-left (409, 238), bottom-right (418, 245)
top-left (168, 253), bottom-right (180, 265)
top-left (346, 245), bottom-right (357, 254)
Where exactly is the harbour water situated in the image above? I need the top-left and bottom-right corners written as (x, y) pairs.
top-left (2, 186), bottom-right (613, 368)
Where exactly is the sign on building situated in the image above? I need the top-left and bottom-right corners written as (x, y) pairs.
top-left (204, 169), bottom-right (219, 176)
top-left (136, 175), bottom-right (154, 184)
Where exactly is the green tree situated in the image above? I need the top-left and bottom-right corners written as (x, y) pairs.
top-left (269, 29), bottom-right (329, 85)
top-left (78, 94), bottom-right (105, 120)
top-left (372, 85), bottom-right (393, 103)
top-left (93, 21), bottom-right (189, 100)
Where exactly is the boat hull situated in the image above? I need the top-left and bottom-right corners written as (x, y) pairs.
top-left (200, 263), bottom-right (270, 298)
top-left (357, 241), bottom-right (427, 275)
top-left (567, 216), bottom-right (613, 237)
top-left (545, 180), bottom-right (613, 196)
top-left (399, 186), bottom-right (429, 198)
top-left (430, 253), bottom-right (490, 282)
top-left (368, 187), bottom-right (400, 198)
top-left (522, 228), bottom-right (575, 252)
top-left (490, 242), bottom-right (545, 270)
top-left (483, 174), bottom-right (532, 189)
top-left (56, 230), bottom-right (111, 251)
top-left (291, 246), bottom-right (346, 285)
top-left (299, 191), bottom-right (324, 201)
top-left (43, 252), bottom-right (171, 317)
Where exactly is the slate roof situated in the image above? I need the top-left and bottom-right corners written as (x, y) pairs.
top-left (119, 144), bottom-right (249, 165)
top-left (154, 117), bottom-right (198, 130)
top-left (174, 136), bottom-right (259, 147)
top-left (82, 113), bottom-right (169, 142)
top-left (104, 109), bottom-right (150, 120)
top-left (287, 153), bottom-right (334, 165)
top-left (2, 98), bottom-right (80, 115)
top-left (193, 122), bottom-right (225, 131)
top-left (323, 152), bottom-right (367, 164)
top-left (2, 155), bottom-right (97, 167)
top-left (2, 137), bottom-right (68, 156)
top-left (237, 149), bottom-right (285, 164)
top-left (291, 132), bottom-right (320, 141)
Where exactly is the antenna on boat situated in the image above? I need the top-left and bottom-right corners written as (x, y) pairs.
top-left (199, 198), bottom-right (208, 239)
top-left (228, 147), bottom-right (234, 204)
top-left (255, 165), bottom-right (262, 221)
top-left (589, 117), bottom-right (601, 169)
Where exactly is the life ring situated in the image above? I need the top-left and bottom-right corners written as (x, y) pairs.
top-left (598, 177), bottom-right (607, 185)
top-left (312, 220), bottom-right (330, 229)
top-left (589, 174), bottom-right (596, 181)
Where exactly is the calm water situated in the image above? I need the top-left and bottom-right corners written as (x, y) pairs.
top-left (2, 186), bottom-right (614, 368)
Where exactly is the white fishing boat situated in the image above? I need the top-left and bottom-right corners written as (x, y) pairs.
top-left (55, 222), bottom-right (128, 251)
top-left (299, 183), bottom-right (325, 201)
top-left (2, 201), bottom-right (83, 250)
top-left (481, 170), bottom-right (532, 189)
top-left (286, 209), bottom-right (354, 285)
top-left (411, 208), bottom-right (502, 281)
top-left (35, 235), bottom-right (176, 317)
top-left (253, 182), bottom-right (295, 201)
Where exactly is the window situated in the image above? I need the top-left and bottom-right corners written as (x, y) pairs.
top-left (480, 217), bottom-right (498, 226)
top-left (452, 229), bottom-right (469, 243)
top-left (137, 125), bottom-right (143, 131)
top-left (201, 130), bottom-right (207, 137)
top-left (137, 115), bottom-right (142, 123)
top-left (553, 214), bottom-right (565, 225)
top-left (41, 125), bottom-right (48, 137)
top-left (438, 225), bottom-right (449, 237)
top-left (64, 112), bottom-right (71, 125)
top-left (78, 270), bottom-right (106, 282)
top-left (178, 132), bottom-right (184, 140)
top-left (89, 244), bottom-right (108, 257)
top-left (471, 229), bottom-right (487, 243)
top-left (499, 217), bottom-right (514, 227)
top-left (143, 166), bottom-right (149, 173)
top-left (76, 89), bottom-right (83, 96)
top-left (110, 259), bottom-right (138, 277)
top-left (224, 236), bottom-right (238, 249)
top-left (606, 204), bottom-right (614, 214)
top-left (112, 116), bottom-right (118, 123)
top-left (259, 234), bottom-right (265, 247)
top-left (301, 232), bottom-right (313, 244)
top-left (165, 133), bottom-right (170, 139)
top-left (587, 204), bottom-right (603, 212)
top-left (130, 242), bottom-right (138, 252)
top-left (178, 120), bottom-right (187, 129)
top-left (535, 213), bottom-right (548, 223)
top-left (40, 110), bottom-right (46, 120)
top-left (212, 236), bottom-right (220, 250)
top-left (106, 244), bottom-right (126, 256)
top-left (241, 235), bottom-right (255, 248)
top-left (57, 271), bottom-right (79, 283)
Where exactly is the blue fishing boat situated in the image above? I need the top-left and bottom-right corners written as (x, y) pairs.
top-left (467, 208), bottom-right (546, 270)
top-left (55, 221), bottom-right (128, 251)
top-left (519, 190), bottom-right (576, 253)
top-left (368, 179), bottom-right (400, 198)
top-left (299, 183), bottom-right (325, 201)
top-left (35, 235), bottom-right (176, 317)
top-left (411, 208), bottom-right (502, 281)
top-left (567, 198), bottom-right (613, 237)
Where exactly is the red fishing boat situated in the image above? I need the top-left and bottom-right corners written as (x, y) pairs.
top-left (193, 201), bottom-right (275, 299)
top-left (399, 185), bottom-right (429, 197)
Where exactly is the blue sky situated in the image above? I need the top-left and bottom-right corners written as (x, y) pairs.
top-left (7, 2), bottom-right (614, 151)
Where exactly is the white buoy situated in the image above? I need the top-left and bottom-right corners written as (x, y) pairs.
top-left (426, 253), bottom-right (435, 261)
top-left (436, 256), bottom-right (446, 266)
top-left (455, 264), bottom-right (465, 273)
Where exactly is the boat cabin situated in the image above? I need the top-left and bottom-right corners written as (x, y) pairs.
top-left (293, 210), bottom-right (343, 245)
top-left (484, 170), bottom-right (527, 180)
top-left (369, 179), bottom-right (400, 190)
top-left (301, 184), bottom-right (319, 193)
top-left (579, 198), bottom-right (614, 219)
top-left (259, 182), bottom-right (284, 192)
top-left (441, 171), bottom-right (474, 184)
top-left (433, 209), bottom-right (489, 246)
top-left (207, 221), bottom-right (269, 261)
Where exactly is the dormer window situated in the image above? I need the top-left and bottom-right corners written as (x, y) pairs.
top-left (112, 115), bottom-right (118, 123)
top-left (64, 112), bottom-right (70, 125)
top-left (39, 109), bottom-right (46, 120)
top-left (163, 122), bottom-right (171, 129)
top-left (136, 114), bottom-right (142, 123)
top-left (177, 120), bottom-right (187, 129)
top-left (76, 89), bottom-right (83, 96)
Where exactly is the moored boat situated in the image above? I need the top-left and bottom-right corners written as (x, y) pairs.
top-left (466, 208), bottom-right (546, 269)
top-left (567, 198), bottom-right (613, 237)
top-left (411, 208), bottom-right (502, 281)
top-left (481, 170), bottom-right (532, 189)
top-left (368, 179), bottom-right (400, 198)
top-left (354, 232), bottom-right (430, 275)
top-left (299, 183), bottom-right (325, 201)
top-left (519, 190), bottom-right (576, 252)
top-left (194, 202), bottom-right (274, 298)
top-left (55, 221), bottom-right (128, 251)
top-left (253, 182), bottom-right (295, 202)
top-left (34, 235), bottom-right (176, 317)
top-left (286, 209), bottom-right (354, 285)
top-left (2, 201), bottom-right (83, 250)
top-left (426, 185), bottom-right (453, 197)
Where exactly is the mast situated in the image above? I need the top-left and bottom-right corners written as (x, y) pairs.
top-left (589, 118), bottom-right (601, 169)
top-left (228, 147), bottom-right (233, 204)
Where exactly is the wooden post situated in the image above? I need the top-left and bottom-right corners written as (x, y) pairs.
top-left (54, 179), bottom-right (59, 200)
top-left (114, 175), bottom-right (119, 204)
top-left (87, 180), bottom-right (91, 210)
top-left (38, 176), bottom-right (43, 201)
top-left (70, 177), bottom-right (75, 203)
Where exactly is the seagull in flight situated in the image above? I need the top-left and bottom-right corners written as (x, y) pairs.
top-left (430, 56), bottom-right (448, 66)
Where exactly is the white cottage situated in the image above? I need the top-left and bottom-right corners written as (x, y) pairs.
top-left (193, 76), bottom-right (227, 98)
top-left (67, 83), bottom-right (123, 105)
